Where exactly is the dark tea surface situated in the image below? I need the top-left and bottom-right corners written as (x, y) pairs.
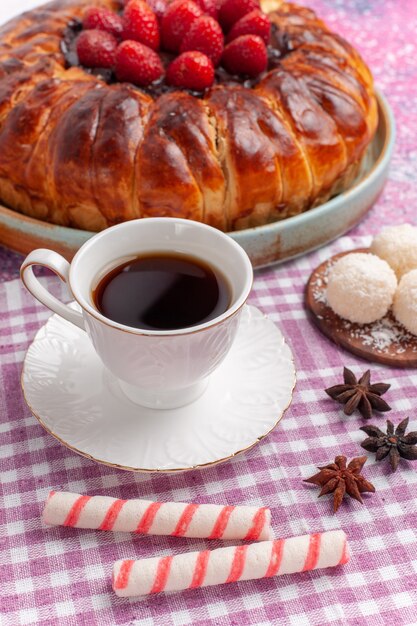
top-left (93, 253), bottom-right (231, 331)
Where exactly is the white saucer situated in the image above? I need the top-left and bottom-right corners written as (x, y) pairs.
top-left (21, 305), bottom-right (295, 472)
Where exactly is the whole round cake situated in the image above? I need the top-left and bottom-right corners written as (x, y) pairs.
top-left (0, 0), bottom-right (378, 232)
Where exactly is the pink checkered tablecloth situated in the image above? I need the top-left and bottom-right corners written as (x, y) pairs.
top-left (1, 0), bottom-right (417, 625)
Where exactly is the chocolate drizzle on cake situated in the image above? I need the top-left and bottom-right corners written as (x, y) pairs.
top-left (61, 20), bottom-right (286, 97)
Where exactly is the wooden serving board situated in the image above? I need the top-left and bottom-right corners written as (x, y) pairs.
top-left (305, 248), bottom-right (417, 368)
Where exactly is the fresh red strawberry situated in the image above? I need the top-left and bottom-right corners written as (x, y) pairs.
top-left (226, 9), bottom-right (270, 44)
top-left (76, 30), bottom-right (118, 68)
top-left (115, 40), bottom-right (164, 85)
top-left (166, 51), bottom-right (214, 90)
top-left (180, 16), bottom-right (224, 66)
top-left (82, 7), bottom-right (123, 39)
top-left (161, 0), bottom-right (203, 52)
top-left (194, 0), bottom-right (218, 19)
top-left (222, 34), bottom-right (267, 77)
top-left (218, 0), bottom-right (259, 31)
top-left (122, 0), bottom-right (160, 50)
top-left (145, 0), bottom-right (168, 22)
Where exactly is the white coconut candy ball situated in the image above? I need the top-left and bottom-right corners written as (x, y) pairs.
top-left (326, 252), bottom-right (397, 324)
top-left (393, 269), bottom-right (417, 336)
top-left (370, 223), bottom-right (417, 279)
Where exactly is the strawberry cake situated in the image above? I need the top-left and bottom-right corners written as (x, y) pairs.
top-left (0, 0), bottom-right (378, 231)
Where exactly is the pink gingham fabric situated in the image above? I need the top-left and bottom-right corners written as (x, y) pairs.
top-left (1, 0), bottom-right (417, 624)
top-left (2, 233), bottom-right (417, 626)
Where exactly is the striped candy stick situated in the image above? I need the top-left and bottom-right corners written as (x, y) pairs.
top-left (42, 491), bottom-right (271, 541)
top-left (113, 530), bottom-right (349, 597)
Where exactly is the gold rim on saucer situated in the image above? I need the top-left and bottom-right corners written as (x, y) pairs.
top-left (20, 307), bottom-right (296, 473)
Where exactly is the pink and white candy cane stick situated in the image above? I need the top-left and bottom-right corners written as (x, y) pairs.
top-left (43, 491), bottom-right (271, 541)
top-left (113, 530), bottom-right (349, 597)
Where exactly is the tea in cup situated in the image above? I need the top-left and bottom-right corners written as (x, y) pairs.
top-left (21, 218), bottom-right (253, 409)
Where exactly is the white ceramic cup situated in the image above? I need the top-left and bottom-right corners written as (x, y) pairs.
top-left (21, 218), bottom-right (253, 409)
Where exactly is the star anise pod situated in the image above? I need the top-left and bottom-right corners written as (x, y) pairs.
top-left (304, 455), bottom-right (375, 512)
top-left (325, 367), bottom-right (391, 419)
top-left (360, 418), bottom-right (417, 472)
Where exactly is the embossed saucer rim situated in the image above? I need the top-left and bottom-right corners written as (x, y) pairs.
top-left (21, 305), bottom-right (296, 473)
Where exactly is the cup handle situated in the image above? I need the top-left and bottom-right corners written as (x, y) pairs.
top-left (20, 249), bottom-right (85, 330)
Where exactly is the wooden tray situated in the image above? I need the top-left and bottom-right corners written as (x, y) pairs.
top-left (306, 248), bottom-right (417, 368)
